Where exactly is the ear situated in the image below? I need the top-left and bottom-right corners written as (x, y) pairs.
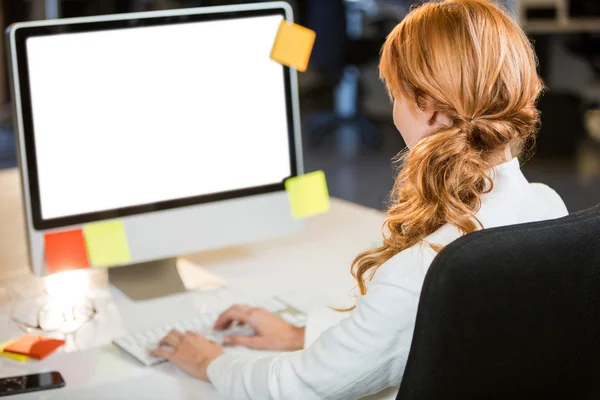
top-left (418, 96), bottom-right (447, 127)
top-left (412, 94), bottom-right (452, 129)
top-left (425, 109), bottom-right (438, 126)
top-left (428, 111), bottom-right (452, 127)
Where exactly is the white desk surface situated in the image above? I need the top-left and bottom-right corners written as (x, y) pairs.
top-left (0, 168), bottom-right (399, 399)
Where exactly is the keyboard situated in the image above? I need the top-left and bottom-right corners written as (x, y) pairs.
top-left (113, 297), bottom-right (307, 366)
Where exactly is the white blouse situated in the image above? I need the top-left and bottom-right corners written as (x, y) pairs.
top-left (207, 158), bottom-right (569, 400)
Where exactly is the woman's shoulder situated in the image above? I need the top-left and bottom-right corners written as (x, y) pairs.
top-left (373, 218), bottom-right (466, 283)
top-left (527, 182), bottom-right (569, 217)
top-left (373, 240), bottom-right (444, 288)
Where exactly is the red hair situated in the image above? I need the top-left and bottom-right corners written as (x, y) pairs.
top-left (349, 0), bottom-right (543, 300)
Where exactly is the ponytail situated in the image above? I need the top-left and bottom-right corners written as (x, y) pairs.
top-left (351, 122), bottom-right (493, 297)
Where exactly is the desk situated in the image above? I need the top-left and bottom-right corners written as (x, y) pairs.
top-left (0, 168), bottom-right (399, 399)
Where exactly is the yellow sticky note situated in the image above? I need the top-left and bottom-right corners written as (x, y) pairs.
top-left (285, 170), bottom-right (330, 219)
top-left (270, 20), bottom-right (316, 72)
top-left (84, 220), bottom-right (131, 268)
top-left (0, 340), bottom-right (30, 362)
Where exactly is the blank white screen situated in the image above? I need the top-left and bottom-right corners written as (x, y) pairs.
top-left (26, 15), bottom-right (292, 220)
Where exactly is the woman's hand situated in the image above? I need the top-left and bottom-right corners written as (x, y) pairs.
top-left (151, 330), bottom-right (224, 382)
top-left (214, 305), bottom-right (305, 351)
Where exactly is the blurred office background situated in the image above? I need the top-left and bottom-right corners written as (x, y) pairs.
top-left (0, 0), bottom-right (599, 212)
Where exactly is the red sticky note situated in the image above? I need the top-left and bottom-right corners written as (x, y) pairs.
top-left (4, 334), bottom-right (65, 360)
top-left (44, 229), bottom-right (90, 274)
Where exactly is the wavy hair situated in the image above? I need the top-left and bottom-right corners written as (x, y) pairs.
top-left (350, 0), bottom-right (544, 299)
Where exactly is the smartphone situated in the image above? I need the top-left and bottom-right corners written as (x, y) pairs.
top-left (0, 371), bottom-right (65, 397)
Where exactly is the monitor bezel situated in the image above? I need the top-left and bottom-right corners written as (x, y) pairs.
top-left (11, 7), bottom-right (298, 231)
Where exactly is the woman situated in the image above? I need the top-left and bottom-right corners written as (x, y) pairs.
top-left (152, 0), bottom-right (568, 398)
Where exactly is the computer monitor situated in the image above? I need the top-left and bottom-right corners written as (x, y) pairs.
top-left (6, 2), bottom-right (303, 299)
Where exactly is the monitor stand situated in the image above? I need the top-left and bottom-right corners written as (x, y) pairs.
top-left (108, 258), bottom-right (186, 301)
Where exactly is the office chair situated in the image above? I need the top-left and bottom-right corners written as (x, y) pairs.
top-left (569, 0), bottom-right (600, 17)
top-left (0, 127), bottom-right (15, 169)
top-left (396, 204), bottom-right (600, 400)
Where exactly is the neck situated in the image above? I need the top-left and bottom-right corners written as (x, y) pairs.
top-left (488, 145), bottom-right (513, 167)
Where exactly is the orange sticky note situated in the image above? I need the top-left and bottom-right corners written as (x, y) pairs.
top-left (44, 229), bottom-right (90, 274)
top-left (270, 20), bottom-right (316, 72)
top-left (4, 334), bottom-right (65, 360)
top-left (0, 340), bottom-right (31, 362)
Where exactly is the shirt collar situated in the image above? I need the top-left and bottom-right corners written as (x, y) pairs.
top-left (487, 157), bottom-right (528, 192)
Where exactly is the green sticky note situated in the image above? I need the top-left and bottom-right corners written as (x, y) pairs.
top-left (84, 220), bottom-right (131, 268)
top-left (285, 170), bottom-right (330, 219)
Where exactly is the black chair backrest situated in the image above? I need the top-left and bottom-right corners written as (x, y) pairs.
top-left (397, 205), bottom-right (600, 400)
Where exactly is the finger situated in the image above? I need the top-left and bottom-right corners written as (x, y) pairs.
top-left (213, 305), bottom-right (252, 330)
top-left (223, 335), bottom-right (268, 350)
top-left (213, 305), bottom-right (252, 329)
top-left (151, 347), bottom-right (175, 359)
top-left (159, 329), bottom-right (184, 347)
top-left (183, 331), bottom-right (213, 346)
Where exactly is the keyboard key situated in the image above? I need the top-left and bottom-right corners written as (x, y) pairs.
top-left (260, 297), bottom-right (285, 312)
top-left (173, 322), bottom-right (185, 333)
top-left (113, 297), bottom-right (307, 366)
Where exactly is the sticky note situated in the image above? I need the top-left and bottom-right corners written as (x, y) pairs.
top-left (84, 220), bottom-right (131, 268)
top-left (4, 334), bottom-right (65, 360)
top-left (270, 20), bottom-right (316, 72)
top-left (44, 229), bottom-right (90, 274)
top-left (285, 170), bottom-right (330, 219)
top-left (0, 340), bottom-right (30, 362)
